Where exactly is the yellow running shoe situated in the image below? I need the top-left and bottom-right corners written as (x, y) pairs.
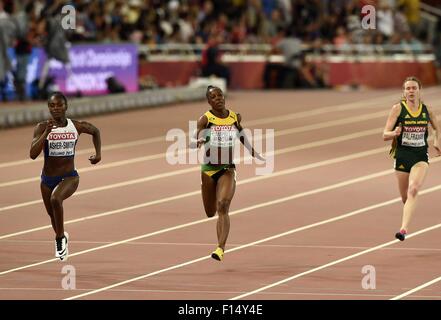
top-left (211, 247), bottom-right (224, 261)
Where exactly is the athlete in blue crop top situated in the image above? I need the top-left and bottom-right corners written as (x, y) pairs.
top-left (30, 92), bottom-right (101, 261)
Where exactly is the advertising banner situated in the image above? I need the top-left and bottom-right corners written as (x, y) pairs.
top-left (2, 43), bottom-right (138, 100)
top-left (44, 43), bottom-right (138, 95)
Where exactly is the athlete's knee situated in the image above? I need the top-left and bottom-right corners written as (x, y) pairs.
top-left (407, 182), bottom-right (421, 198)
top-left (50, 195), bottom-right (63, 208)
top-left (217, 199), bottom-right (231, 214)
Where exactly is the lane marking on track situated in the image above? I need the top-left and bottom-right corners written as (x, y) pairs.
top-left (3, 287), bottom-right (441, 299)
top-left (0, 144), bottom-right (391, 238)
top-left (391, 275), bottom-right (441, 300)
top-left (231, 215), bottom-right (441, 300)
top-left (61, 179), bottom-right (441, 300)
top-left (0, 109), bottom-right (391, 188)
top-left (2, 239), bottom-right (441, 253)
top-left (0, 91), bottom-right (404, 169)
top-left (1, 287), bottom-right (441, 299)
top-left (0, 126), bottom-right (387, 213)
top-left (0, 158), bottom-right (418, 275)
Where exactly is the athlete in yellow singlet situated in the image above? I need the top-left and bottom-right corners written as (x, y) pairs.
top-left (191, 85), bottom-right (264, 261)
top-left (383, 77), bottom-right (440, 241)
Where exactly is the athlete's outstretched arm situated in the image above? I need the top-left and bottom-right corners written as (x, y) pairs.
top-left (74, 120), bottom-right (101, 164)
top-left (428, 105), bottom-right (441, 155)
top-left (383, 103), bottom-right (402, 141)
top-left (189, 114), bottom-right (208, 149)
top-left (236, 114), bottom-right (265, 161)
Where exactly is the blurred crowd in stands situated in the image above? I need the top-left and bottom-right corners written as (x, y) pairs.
top-left (42, 0), bottom-right (430, 50)
top-left (0, 0), bottom-right (440, 97)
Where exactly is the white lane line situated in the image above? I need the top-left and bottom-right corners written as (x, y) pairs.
top-left (63, 182), bottom-right (441, 300)
top-left (0, 145), bottom-right (391, 239)
top-left (0, 158), bottom-right (410, 276)
top-left (3, 101), bottom-right (441, 190)
top-left (2, 287), bottom-right (441, 299)
top-left (231, 216), bottom-right (441, 300)
top-left (0, 125), bottom-right (385, 214)
top-left (247, 87), bottom-right (441, 126)
top-left (2, 240), bottom-right (440, 253)
top-left (391, 276), bottom-right (441, 300)
top-left (0, 91), bottom-right (403, 169)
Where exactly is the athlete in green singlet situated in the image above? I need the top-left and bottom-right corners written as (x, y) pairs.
top-left (383, 77), bottom-right (440, 241)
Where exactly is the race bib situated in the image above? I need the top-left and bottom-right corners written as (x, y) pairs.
top-left (401, 126), bottom-right (426, 147)
top-left (47, 132), bottom-right (77, 156)
top-left (210, 125), bottom-right (237, 147)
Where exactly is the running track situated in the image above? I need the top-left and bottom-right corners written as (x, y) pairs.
top-left (1, 88), bottom-right (441, 300)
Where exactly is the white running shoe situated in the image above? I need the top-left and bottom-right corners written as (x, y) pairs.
top-left (55, 232), bottom-right (69, 261)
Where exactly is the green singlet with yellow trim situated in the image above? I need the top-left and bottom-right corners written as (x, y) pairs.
top-left (201, 109), bottom-right (239, 177)
top-left (390, 101), bottom-right (430, 173)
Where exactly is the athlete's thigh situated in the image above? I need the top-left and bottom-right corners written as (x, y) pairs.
top-left (201, 172), bottom-right (217, 213)
top-left (395, 170), bottom-right (409, 197)
top-left (409, 161), bottom-right (429, 186)
top-left (40, 182), bottom-right (54, 212)
top-left (216, 169), bottom-right (236, 201)
top-left (52, 176), bottom-right (79, 201)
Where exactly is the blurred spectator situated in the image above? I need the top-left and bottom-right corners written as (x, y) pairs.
top-left (333, 26), bottom-right (349, 48)
top-left (278, 0), bottom-right (292, 26)
top-left (0, 0), bottom-right (434, 94)
top-left (297, 53), bottom-right (328, 89)
top-left (275, 29), bottom-right (303, 63)
top-left (346, 3), bottom-right (363, 44)
top-left (264, 28), bottom-right (302, 88)
top-left (261, 0), bottom-right (277, 17)
top-left (359, 0), bottom-right (378, 7)
top-left (398, 0), bottom-right (420, 33)
top-left (394, 3), bottom-right (411, 34)
top-left (260, 8), bottom-right (285, 41)
top-left (201, 38), bottom-right (230, 85)
top-left (319, 14), bottom-right (338, 43)
top-left (0, 0), bottom-right (8, 19)
top-left (9, 0), bottom-right (422, 53)
top-left (177, 7), bottom-right (194, 42)
top-left (401, 31), bottom-right (424, 53)
top-left (0, 0), bottom-right (14, 101)
top-left (389, 33), bottom-right (402, 46)
top-left (373, 32), bottom-right (386, 53)
top-left (12, 2), bottom-right (36, 101)
top-left (229, 14), bottom-right (246, 44)
top-left (0, 27), bottom-right (12, 101)
top-left (139, 74), bottom-right (158, 90)
top-left (15, 0), bottom-right (424, 56)
top-left (197, 0), bottom-right (216, 29)
top-left (245, 0), bottom-right (261, 36)
top-left (435, 12), bottom-right (441, 62)
top-left (106, 76), bottom-right (126, 93)
top-left (377, 1), bottom-right (395, 40)
top-left (38, 0), bottom-right (71, 96)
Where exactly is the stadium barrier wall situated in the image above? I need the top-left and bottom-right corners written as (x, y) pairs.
top-left (139, 59), bottom-right (438, 89)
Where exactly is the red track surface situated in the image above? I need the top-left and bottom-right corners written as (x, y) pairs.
top-left (1, 88), bottom-right (441, 300)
